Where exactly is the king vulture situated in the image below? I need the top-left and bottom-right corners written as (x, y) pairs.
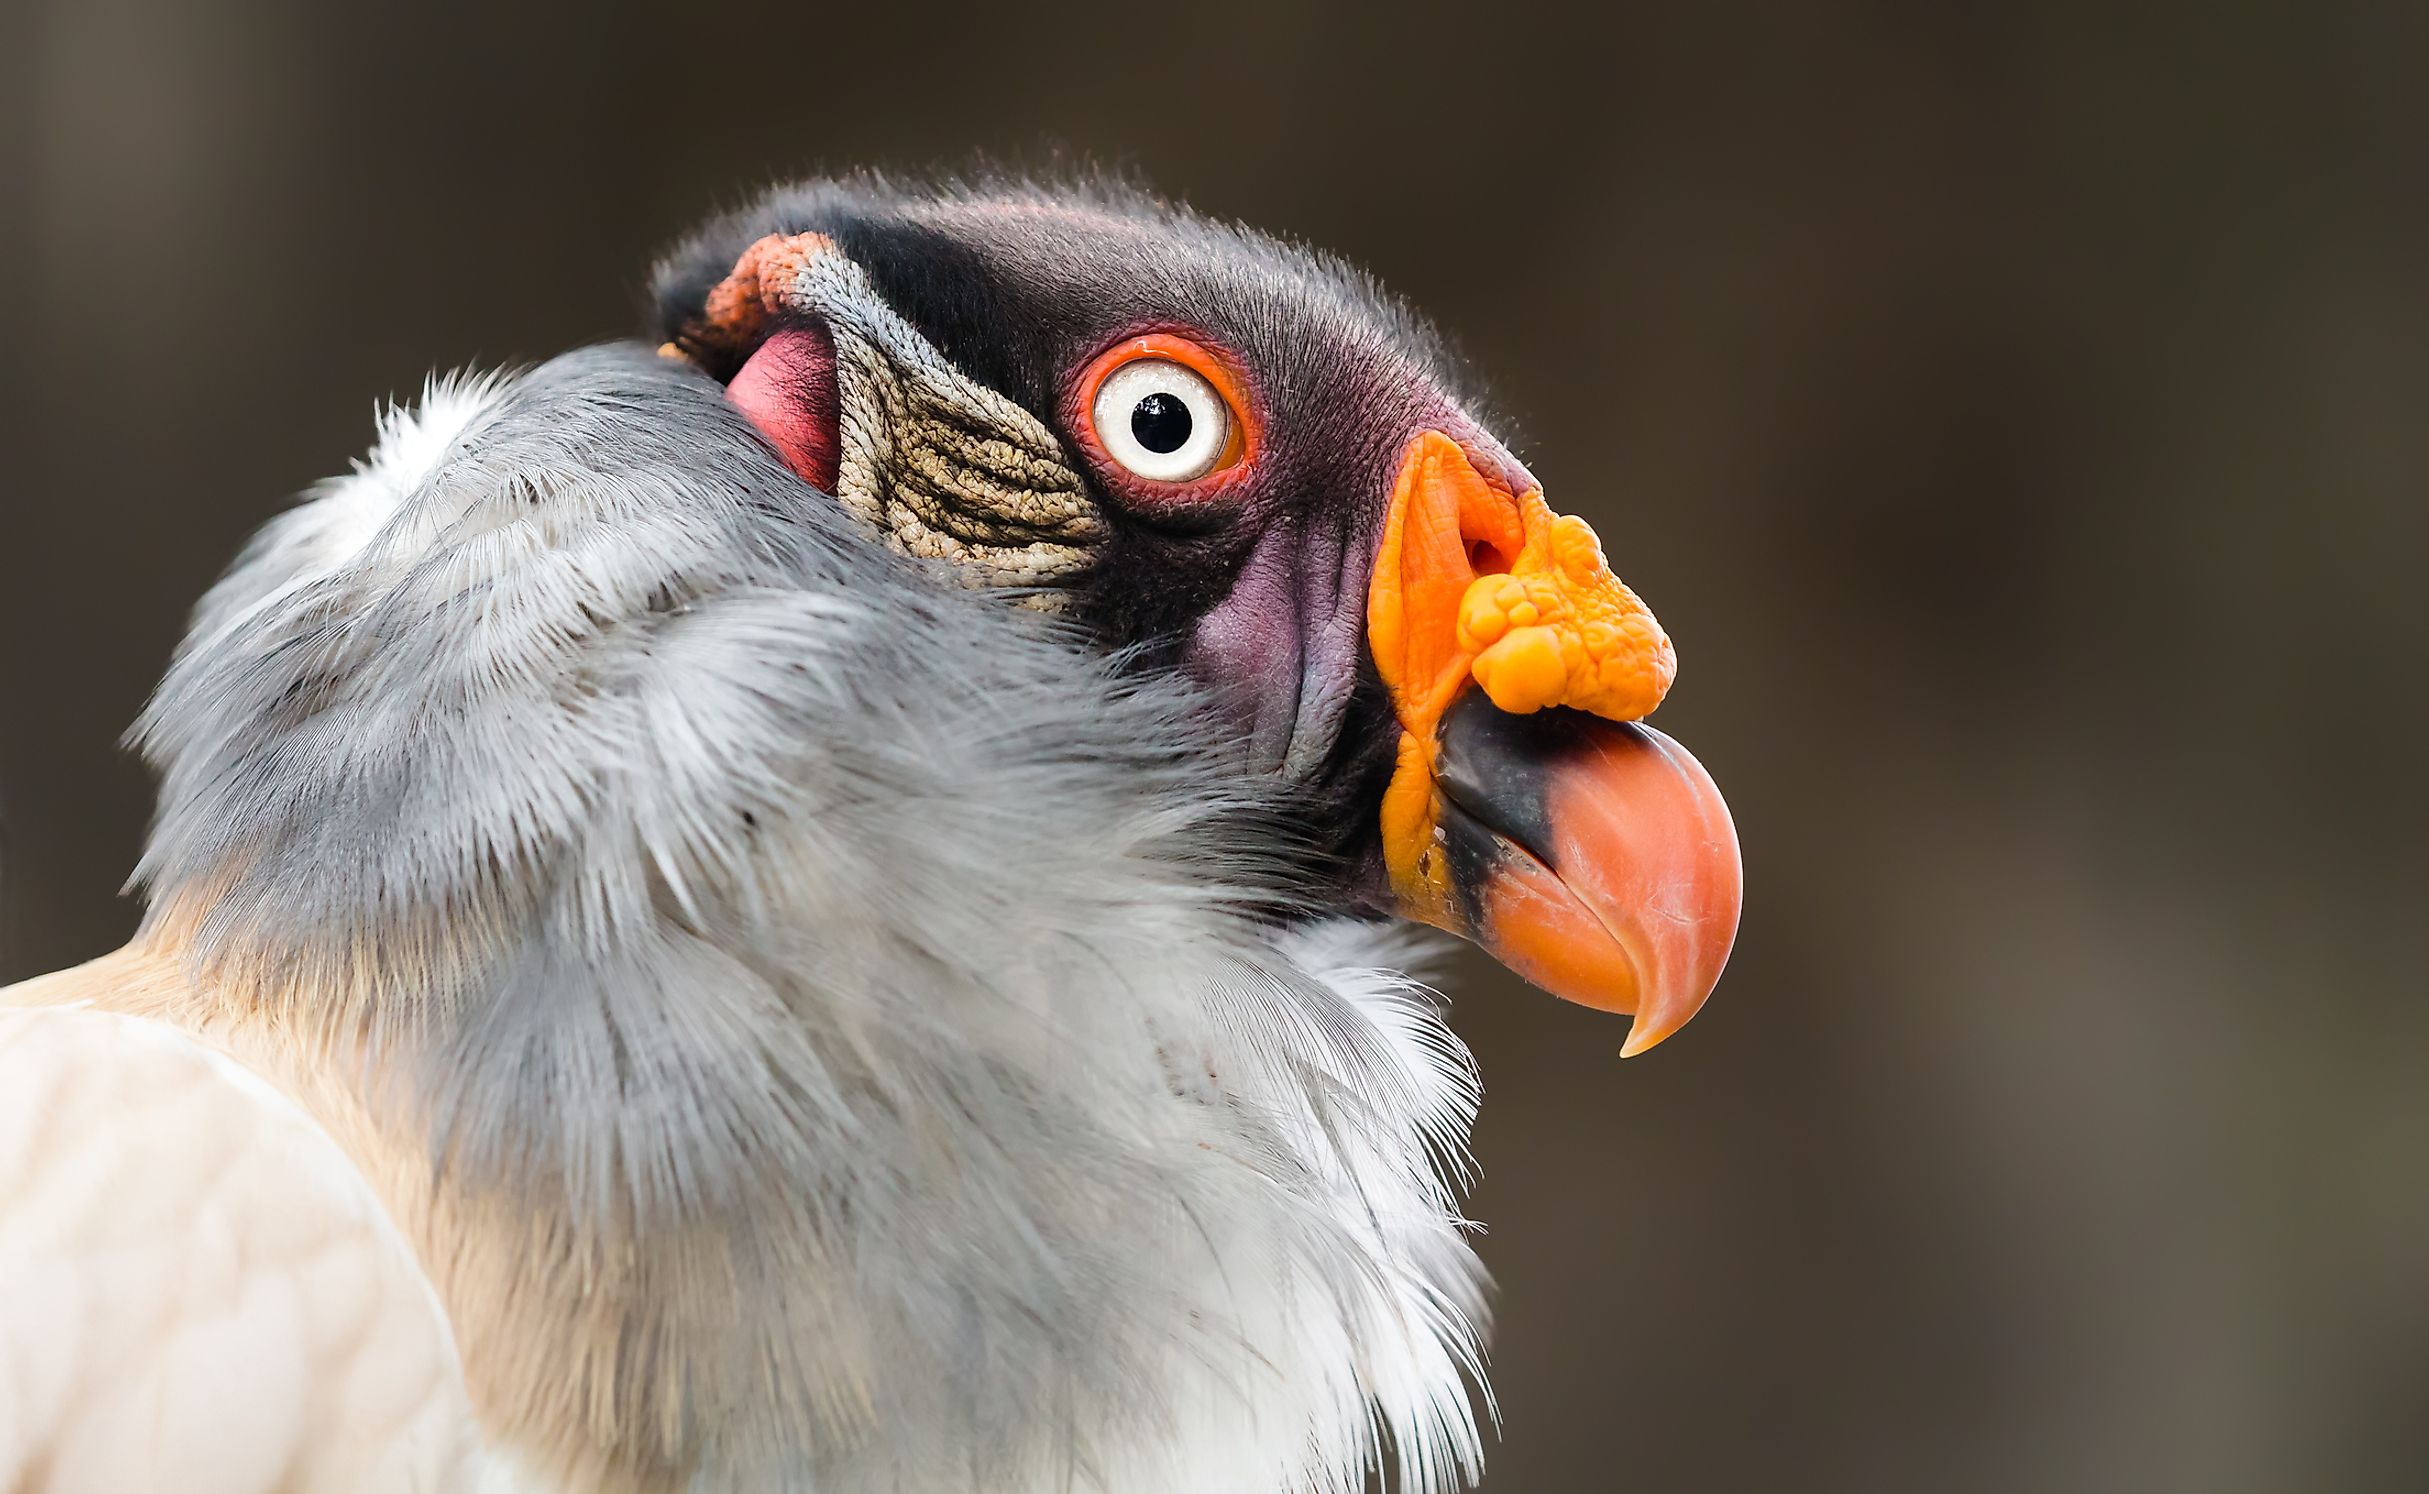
top-left (0, 176), bottom-right (1742, 1494)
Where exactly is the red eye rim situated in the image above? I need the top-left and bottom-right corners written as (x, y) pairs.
top-left (1068, 331), bottom-right (1261, 505)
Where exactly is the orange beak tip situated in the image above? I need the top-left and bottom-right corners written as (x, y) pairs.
top-left (1443, 708), bottom-right (1742, 1053)
top-left (1619, 1004), bottom-right (1694, 1059)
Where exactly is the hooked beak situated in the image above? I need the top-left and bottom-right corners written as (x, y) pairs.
top-left (1367, 432), bottom-right (1743, 1055)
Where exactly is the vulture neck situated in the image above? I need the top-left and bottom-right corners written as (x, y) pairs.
top-left (7, 351), bottom-right (1491, 1493)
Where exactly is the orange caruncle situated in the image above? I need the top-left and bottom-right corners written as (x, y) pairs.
top-left (1455, 492), bottom-right (1675, 721)
top-left (1368, 430), bottom-right (1682, 931)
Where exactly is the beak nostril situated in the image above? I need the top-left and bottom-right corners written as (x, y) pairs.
top-left (1465, 541), bottom-right (1515, 576)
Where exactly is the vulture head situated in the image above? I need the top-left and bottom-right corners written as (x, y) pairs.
top-left (656, 179), bottom-right (1742, 1055)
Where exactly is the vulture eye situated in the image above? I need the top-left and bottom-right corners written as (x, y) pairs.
top-left (1076, 334), bottom-right (1255, 492)
top-left (1093, 360), bottom-right (1227, 481)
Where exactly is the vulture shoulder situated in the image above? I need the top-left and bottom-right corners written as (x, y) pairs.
top-left (0, 991), bottom-right (486, 1492)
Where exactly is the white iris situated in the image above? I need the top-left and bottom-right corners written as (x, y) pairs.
top-left (1092, 359), bottom-right (1230, 482)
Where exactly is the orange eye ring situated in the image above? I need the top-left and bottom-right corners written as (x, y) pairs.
top-left (1070, 332), bottom-right (1259, 501)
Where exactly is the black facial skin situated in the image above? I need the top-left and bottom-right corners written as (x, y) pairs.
top-left (653, 176), bottom-right (1515, 912)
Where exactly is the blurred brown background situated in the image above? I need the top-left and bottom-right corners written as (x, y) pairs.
top-left (6, 1), bottom-right (2425, 1489)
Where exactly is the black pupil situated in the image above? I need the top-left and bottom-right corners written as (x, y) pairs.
top-left (1130, 392), bottom-right (1195, 455)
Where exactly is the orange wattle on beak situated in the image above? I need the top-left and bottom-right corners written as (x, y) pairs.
top-left (1368, 432), bottom-right (1743, 1055)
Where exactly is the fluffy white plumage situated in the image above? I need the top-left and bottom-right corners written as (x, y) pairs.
top-left (1, 353), bottom-right (1493, 1493)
